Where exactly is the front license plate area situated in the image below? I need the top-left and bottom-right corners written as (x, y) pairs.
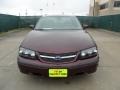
top-left (49, 69), bottom-right (68, 78)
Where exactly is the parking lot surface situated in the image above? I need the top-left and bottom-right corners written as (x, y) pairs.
top-left (0, 28), bottom-right (120, 90)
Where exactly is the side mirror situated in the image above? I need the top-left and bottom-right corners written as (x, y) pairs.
top-left (29, 25), bottom-right (35, 29)
top-left (83, 24), bottom-right (89, 29)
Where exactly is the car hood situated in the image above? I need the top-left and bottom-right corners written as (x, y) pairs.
top-left (21, 30), bottom-right (95, 53)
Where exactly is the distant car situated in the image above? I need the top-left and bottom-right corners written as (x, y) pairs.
top-left (17, 16), bottom-right (99, 78)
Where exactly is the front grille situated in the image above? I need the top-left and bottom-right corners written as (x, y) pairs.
top-left (38, 52), bottom-right (77, 63)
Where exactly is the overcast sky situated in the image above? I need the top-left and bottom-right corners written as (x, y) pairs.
top-left (0, 0), bottom-right (90, 16)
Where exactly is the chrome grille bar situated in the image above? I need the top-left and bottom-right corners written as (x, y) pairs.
top-left (40, 55), bottom-right (55, 59)
top-left (39, 55), bottom-right (76, 59)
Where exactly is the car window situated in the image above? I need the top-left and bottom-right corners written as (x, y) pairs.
top-left (35, 16), bottom-right (83, 30)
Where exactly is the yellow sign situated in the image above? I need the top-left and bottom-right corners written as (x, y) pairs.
top-left (49, 69), bottom-right (68, 77)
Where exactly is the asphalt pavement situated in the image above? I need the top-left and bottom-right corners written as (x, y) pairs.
top-left (0, 28), bottom-right (120, 90)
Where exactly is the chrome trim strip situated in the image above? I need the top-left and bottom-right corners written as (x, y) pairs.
top-left (61, 55), bottom-right (77, 59)
top-left (40, 55), bottom-right (55, 59)
top-left (39, 55), bottom-right (76, 59)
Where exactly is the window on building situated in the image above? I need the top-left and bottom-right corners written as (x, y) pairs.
top-left (114, 1), bottom-right (120, 7)
top-left (100, 3), bottom-right (108, 10)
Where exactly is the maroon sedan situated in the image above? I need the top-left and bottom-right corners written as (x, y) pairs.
top-left (17, 16), bottom-right (99, 78)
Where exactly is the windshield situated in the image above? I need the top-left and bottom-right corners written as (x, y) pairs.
top-left (35, 16), bottom-right (83, 30)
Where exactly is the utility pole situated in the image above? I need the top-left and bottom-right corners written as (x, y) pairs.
top-left (62, 12), bottom-right (64, 15)
top-left (40, 9), bottom-right (43, 16)
top-left (18, 12), bottom-right (21, 28)
top-left (93, 0), bottom-right (95, 16)
top-left (25, 9), bottom-right (28, 16)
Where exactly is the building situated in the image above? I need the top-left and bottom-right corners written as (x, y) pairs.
top-left (89, 0), bottom-right (120, 16)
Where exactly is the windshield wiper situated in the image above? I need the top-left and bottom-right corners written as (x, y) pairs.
top-left (41, 28), bottom-right (53, 30)
top-left (35, 28), bottom-right (82, 30)
top-left (35, 28), bottom-right (53, 30)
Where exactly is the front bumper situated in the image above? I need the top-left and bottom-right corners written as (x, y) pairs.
top-left (17, 56), bottom-right (99, 77)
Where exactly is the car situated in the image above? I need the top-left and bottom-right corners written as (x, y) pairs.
top-left (17, 16), bottom-right (99, 78)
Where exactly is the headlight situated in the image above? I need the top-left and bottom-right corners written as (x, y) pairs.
top-left (19, 47), bottom-right (36, 59)
top-left (78, 47), bottom-right (98, 60)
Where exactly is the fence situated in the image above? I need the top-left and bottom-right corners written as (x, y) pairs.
top-left (96, 15), bottom-right (120, 32)
top-left (0, 14), bottom-right (19, 32)
top-left (77, 16), bottom-right (97, 28)
top-left (19, 16), bottom-right (40, 28)
top-left (77, 15), bottom-right (120, 32)
top-left (0, 14), bottom-right (120, 32)
top-left (0, 14), bottom-right (40, 32)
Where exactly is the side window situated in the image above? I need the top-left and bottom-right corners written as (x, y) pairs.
top-left (114, 1), bottom-right (120, 7)
top-left (100, 3), bottom-right (108, 10)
